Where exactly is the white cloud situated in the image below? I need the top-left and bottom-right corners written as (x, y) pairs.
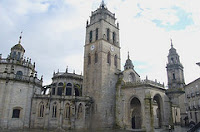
top-left (0, 0), bottom-right (200, 86)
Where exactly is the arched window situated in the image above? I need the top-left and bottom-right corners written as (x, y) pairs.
top-left (107, 52), bottom-right (111, 65)
top-left (17, 52), bottom-right (21, 60)
top-left (114, 55), bottom-right (117, 67)
top-left (74, 84), bottom-right (80, 96)
top-left (173, 73), bottom-right (176, 80)
top-left (95, 52), bottom-right (98, 63)
top-left (52, 83), bottom-right (56, 95)
top-left (88, 53), bottom-right (91, 65)
top-left (52, 102), bottom-right (57, 118)
top-left (38, 102), bottom-right (44, 117)
top-left (107, 28), bottom-right (110, 41)
top-left (96, 28), bottom-right (98, 40)
top-left (57, 82), bottom-right (63, 96)
top-left (12, 108), bottom-right (21, 118)
top-left (65, 103), bottom-right (71, 119)
top-left (113, 32), bottom-right (116, 44)
top-left (16, 71), bottom-right (23, 79)
top-left (89, 30), bottom-right (93, 43)
top-left (66, 83), bottom-right (72, 96)
top-left (171, 58), bottom-right (174, 63)
top-left (77, 103), bottom-right (83, 119)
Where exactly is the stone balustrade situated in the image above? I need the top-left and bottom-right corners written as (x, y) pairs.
top-left (0, 72), bottom-right (42, 86)
top-left (0, 58), bottom-right (35, 69)
top-left (124, 79), bottom-right (165, 89)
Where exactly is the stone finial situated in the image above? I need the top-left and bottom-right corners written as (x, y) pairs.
top-left (34, 72), bottom-right (37, 78)
top-left (0, 54), bottom-right (2, 59)
top-left (73, 70), bottom-right (75, 74)
top-left (53, 70), bottom-right (55, 76)
top-left (11, 65), bottom-right (14, 73)
top-left (117, 22), bottom-right (119, 28)
top-left (18, 31), bottom-right (23, 44)
top-left (170, 38), bottom-right (173, 48)
top-left (41, 75), bottom-right (43, 81)
top-left (66, 66), bottom-right (68, 73)
top-left (33, 62), bottom-right (35, 68)
top-left (57, 69), bottom-right (59, 73)
top-left (146, 75), bottom-right (148, 80)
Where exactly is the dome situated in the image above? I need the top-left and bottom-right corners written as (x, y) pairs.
top-left (124, 52), bottom-right (134, 70)
top-left (11, 43), bottom-right (25, 52)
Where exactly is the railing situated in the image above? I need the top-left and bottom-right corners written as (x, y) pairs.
top-left (187, 121), bottom-right (200, 132)
top-left (0, 72), bottom-right (42, 86)
top-left (123, 79), bottom-right (165, 89)
top-left (0, 58), bottom-right (35, 69)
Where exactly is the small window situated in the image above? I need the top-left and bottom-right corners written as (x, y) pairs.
top-left (96, 28), bottom-right (98, 40)
top-left (107, 29), bottom-right (110, 41)
top-left (114, 55), bottom-right (117, 67)
top-left (66, 83), bottom-right (72, 96)
top-left (17, 52), bottom-right (21, 60)
top-left (107, 52), bottom-right (111, 65)
top-left (74, 84), bottom-right (80, 96)
top-left (38, 102), bottom-right (44, 117)
top-left (16, 71), bottom-right (23, 79)
top-left (173, 73), bottom-right (176, 80)
top-left (113, 32), bottom-right (116, 44)
top-left (52, 88), bottom-right (55, 95)
top-left (52, 103), bottom-right (57, 118)
top-left (89, 31), bottom-right (93, 43)
top-left (12, 109), bottom-right (20, 118)
top-left (57, 82), bottom-right (63, 96)
top-left (65, 103), bottom-right (71, 119)
top-left (95, 52), bottom-right (98, 63)
top-left (77, 103), bottom-right (83, 119)
top-left (88, 53), bottom-right (91, 65)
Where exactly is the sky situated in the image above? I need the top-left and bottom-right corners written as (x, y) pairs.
top-left (0, 0), bottom-right (200, 86)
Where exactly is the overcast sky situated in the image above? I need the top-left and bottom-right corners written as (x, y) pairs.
top-left (0, 0), bottom-right (200, 86)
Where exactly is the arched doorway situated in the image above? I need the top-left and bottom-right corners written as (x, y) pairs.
top-left (153, 94), bottom-right (163, 128)
top-left (130, 97), bottom-right (142, 129)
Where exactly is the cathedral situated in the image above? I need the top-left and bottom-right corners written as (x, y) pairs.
top-left (0, 2), bottom-right (187, 132)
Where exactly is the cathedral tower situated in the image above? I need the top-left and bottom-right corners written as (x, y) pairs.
top-left (166, 40), bottom-right (185, 103)
top-left (83, 1), bottom-right (121, 129)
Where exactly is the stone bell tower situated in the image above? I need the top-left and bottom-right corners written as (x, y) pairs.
top-left (83, 1), bottom-right (121, 129)
top-left (166, 39), bottom-right (185, 104)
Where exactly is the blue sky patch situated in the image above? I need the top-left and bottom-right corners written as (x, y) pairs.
top-left (152, 6), bottom-right (193, 31)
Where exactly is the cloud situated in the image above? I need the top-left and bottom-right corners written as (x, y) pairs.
top-left (0, 0), bottom-right (200, 86)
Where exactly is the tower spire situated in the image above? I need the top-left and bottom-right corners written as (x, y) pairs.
top-left (100, 0), bottom-right (106, 8)
top-left (128, 51), bottom-right (130, 59)
top-left (19, 31), bottom-right (23, 44)
top-left (170, 38), bottom-right (173, 48)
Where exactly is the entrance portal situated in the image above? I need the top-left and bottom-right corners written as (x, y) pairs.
top-left (130, 97), bottom-right (142, 129)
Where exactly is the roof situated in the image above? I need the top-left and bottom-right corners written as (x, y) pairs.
top-left (11, 43), bottom-right (25, 52)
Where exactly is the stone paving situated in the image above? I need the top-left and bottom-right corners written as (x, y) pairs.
top-left (155, 126), bottom-right (189, 132)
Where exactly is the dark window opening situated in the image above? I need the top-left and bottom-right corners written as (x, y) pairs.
top-left (52, 88), bottom-right (55, 95)
top-left (89, 31), bottom-right (93, 43)
top-left (107, 29), bottom-right (110, 41)
top-left (12, 109), bottom-right (20, 118)
top-left (38, 103), bottom-right (44, 117)
top-left (65, 104), bottom-right (71, 119)
top-left (16, 71), bottom-right (23, 79)
top-left (113, 32), bottom-right (116, 44)
top-left (96, 28), bottom-right (98, 40)
top-left (173, 73), bottom-right (176, 80)
top-left (52, 103), bottom-right (57, 118)
top-left (66, 88), bottom-right (72, 96)
top-left (57, 87), bottom-right (63, 96)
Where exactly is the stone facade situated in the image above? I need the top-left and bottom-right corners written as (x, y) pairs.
top-left (185, 78), bottom-right (200, 126)
top-left (0, 2), bottom-right (187, 131)
top-left (0, 36), bottom-right (42, 129)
